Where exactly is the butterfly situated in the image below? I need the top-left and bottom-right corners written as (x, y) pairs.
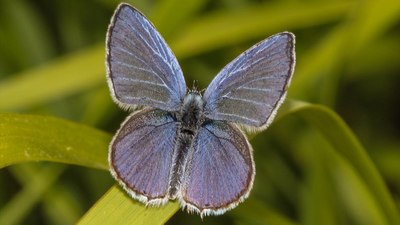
top-left (106, 3), bottom-right (295, 217)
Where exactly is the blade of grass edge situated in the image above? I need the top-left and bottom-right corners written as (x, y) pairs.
top-left (0, 113), bottom-right (180, 224)
top-left (0, 113), bottom-right (109, 170)
top-left (77, 185), bottom-right (180, 225)
top-left (0, 45), bottom-right (104, 111)
top-left (1, 101), bottom-right (397, 224)
top-left (278, 100), bottom-right (400, 225)
top-left (0, 164), bottom-right (65, 225)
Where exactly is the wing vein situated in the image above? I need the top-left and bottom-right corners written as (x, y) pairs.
top-left (222, 96), bottom-right (264, 106)
top-left (215, 112), bottom-right (259, 123)
top-left (112, 47), bottom-right (173, 93)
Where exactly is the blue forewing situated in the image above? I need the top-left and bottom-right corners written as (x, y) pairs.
top-left (203, 32), bottom-right (295, 130)
top-left (106, 2), bottom-right (295, 217)
top-left (106, 3), bottom-right (186, 111)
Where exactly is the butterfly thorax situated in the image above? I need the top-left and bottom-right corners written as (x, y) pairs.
top-left (179, 91), bottom-right (204, 134)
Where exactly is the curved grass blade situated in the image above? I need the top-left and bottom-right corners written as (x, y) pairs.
top-left (231, 199), bottom-right (300, 225)
top-left (0, 164), bottom-right (65, 225)
top-left (77, 185), bottom-right (179, 225)
top-left (0, 113), bottom-right (179, 224)
top-left (278, 100), bottom-right (400, 225)
top-left (170, 1), bottom-right (352, 58)
top-left (298, 134), bottom-right (343, 225)
top-left (328, 141), bottom-right (388, 225)
top-left (0, 113), bottom-right (109, 169)
top-left (150, 0), bottom-right (206, 39)
top-left (0, 46), bottom-right (104, 111)
top-left (1, 104), bottom-right (397, 224)
top-left (289, 0), bottom-right (400, 106)
top-left (0, 1), bottom-right (353, 113)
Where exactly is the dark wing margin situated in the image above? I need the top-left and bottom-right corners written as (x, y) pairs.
top-left (106, 3), bottom-right (186, 111)
top-left (203, 32), bottom-right (295, 130)
top-left (109, 108), bottom-right (178, 205)
top-left (180, 121), bottom-right (255, 217)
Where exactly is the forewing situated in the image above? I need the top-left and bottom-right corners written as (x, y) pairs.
top-left (180, 121), bottom-right (254, 216)
top-left (203, 32), bottom-right (295, 129)
top-left (109, 108), bottom-right (178, 204)
top-left (106, 3), bottom-right (186, 111)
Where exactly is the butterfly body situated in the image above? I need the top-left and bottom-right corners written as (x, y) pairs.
top-left (106, 3), bottom-right (295, 217)
top-left (168, 91), bottom-right (203, 199)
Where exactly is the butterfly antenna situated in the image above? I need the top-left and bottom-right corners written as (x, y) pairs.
top-left (192, 80), bottom-right (198, 91)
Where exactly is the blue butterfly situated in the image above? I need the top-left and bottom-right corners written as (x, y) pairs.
top-left (106, 3), bottom-right (295, 217)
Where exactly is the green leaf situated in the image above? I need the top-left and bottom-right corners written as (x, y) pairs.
top-left (0, 1), bottom-right (353, 112)
top-left (289, 26), bottom-right (347, 105)
top-left (0, 113), bottom-right (180, 224)
top-left (0, 113), bottom-right (109, 169)
top-left (232, 199), bottom-right (300, 225)
top-left (0, 45), bottom-right (104, 111)
top-left (329, 144), bottom-right (388, 225)
top-left (170, 1), bottom-right (352, 58)
top-left (279, 100), bottom-right (400, 225)
top-left (150, 0), bottom-right (207, 39)
top-left (77, 185), bottom-right (179, 225)
top-left (0, 164), bottom-right (65, 225)
top-left (299, 133), bottom-right (343, 225)
top-left (1, 103), bottom-right (398, 224)
top-left (346, 0), bottom-right (400, 57)
top-left (289, 0), bottom-right (400, 106)
top-left (0, 0), bottom-right (55, 67)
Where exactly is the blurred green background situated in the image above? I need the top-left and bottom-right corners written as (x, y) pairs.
top-left (1, 0), bottom-right (400, 224)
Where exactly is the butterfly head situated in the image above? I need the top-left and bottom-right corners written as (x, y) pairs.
top-left (180, 91), bottom-right (204, 133)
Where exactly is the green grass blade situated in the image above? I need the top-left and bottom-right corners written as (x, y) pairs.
top-left (289, 26), bottom-right (347, 105)
top-left (170, 1), bottom-right (352, 58)
top-left (0, 164), bottom-right (65, 225)
top-left (1, 104), bottom-right (397, 224)
top-left (77, 185), bottom-right (179, 225)
top-left (232, 200), bottom-right (300, 225)
top-left (42, 184), bottom-right (85, 225)
top-left (299, 134), bottom-right (343, 225)
top-left (150, 0), bottom-right (206, 39)
top-left (289, 0), bottom-right (400, 106)
top-left (347, 0), bottom-right (400, 57)
top-left (7, 163), bottom-right (82, 225)
top-left (279, 100), bottom-right (400, 225)
top-left (0, 45), bottom-right (104, 111)
top-left (0, 113), bottom-right (180, 223)
top-left (0, 1), bottom-right (352, 112)
top-left (0, 0), bottom-right (55, 68)
top-left (329, 143), bottom-right (387, 225)
top-left (0, 113), bottom-right (109, 169)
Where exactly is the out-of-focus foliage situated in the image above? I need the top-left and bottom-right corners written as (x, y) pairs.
top-left (0, 0), bottom-right (399, 224)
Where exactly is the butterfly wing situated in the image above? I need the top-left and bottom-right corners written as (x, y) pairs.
top-left (203, 32), bottom-right (295, 129)
top-left (109, 108), bottom-right (178, 205)
top-left (106, 3), bottom-right (186, 111)
top-left (180, 121), bottom-right (254, 216)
